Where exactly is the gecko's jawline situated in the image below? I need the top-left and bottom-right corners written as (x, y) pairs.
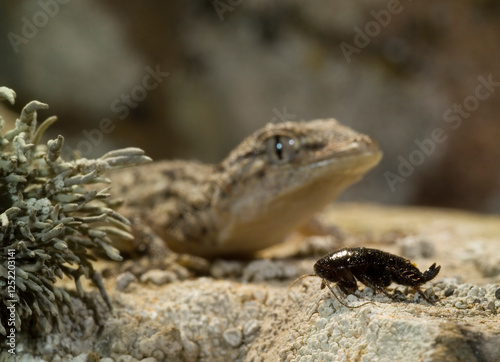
top-left (298, 150), bottom-right (383, 174)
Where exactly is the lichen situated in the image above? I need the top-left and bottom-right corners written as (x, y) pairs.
top-left (0, 86), bottom-right (151, 335)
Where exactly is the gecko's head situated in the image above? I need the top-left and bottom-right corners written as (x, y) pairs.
top-left (214, 118), bottom-right (382, 253)
top-left (219, 118), bottom-right (382, 194)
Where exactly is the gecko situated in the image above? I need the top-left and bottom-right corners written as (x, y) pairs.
top-left (110, 119), bottom-right (382, 258)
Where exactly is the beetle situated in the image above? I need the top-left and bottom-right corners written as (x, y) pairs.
top-left (292, 247), bottom-right (441, 308)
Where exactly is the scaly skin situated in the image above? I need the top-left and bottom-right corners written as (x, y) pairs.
top-left (111, 119), bottom-right (382, 257)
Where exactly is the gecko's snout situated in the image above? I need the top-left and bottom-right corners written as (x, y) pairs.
top-left (353, 134), bottom-right (380, 153)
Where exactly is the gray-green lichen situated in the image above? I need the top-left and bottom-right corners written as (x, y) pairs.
top-left (0, 86), bottom-right (151, 335)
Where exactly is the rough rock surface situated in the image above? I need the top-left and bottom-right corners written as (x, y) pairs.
top-left (5, 203), bottom-right (500, 361)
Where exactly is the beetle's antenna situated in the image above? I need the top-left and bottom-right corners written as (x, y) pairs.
top-left (321, 279), bottom-right (374, 309)
top-left (288, 274), bottom-right (323, 321)
top-left (307, 297), bottom-right (324, 322)
top-left (288, 273), bottom-right (374, 310)
top-left (288, 273), bottom-right (317, 290)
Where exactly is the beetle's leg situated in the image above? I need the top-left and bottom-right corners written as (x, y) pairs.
top-left (334, 269), bottom-right (358, 295)
top-left (359, 265), bottom-right (398, 301)
top-left (414, 287), bottom-right (436, 304)
top-left (321, 278), bottom-right (373, 309)
top-left (366, 280), bottom-right (397, 301)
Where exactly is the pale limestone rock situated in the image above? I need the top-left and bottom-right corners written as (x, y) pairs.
top-left (7, 204), bottom-right (500, 361)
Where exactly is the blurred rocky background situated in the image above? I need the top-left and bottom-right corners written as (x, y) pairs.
top-left (0, 0), bottom-right (499, 213)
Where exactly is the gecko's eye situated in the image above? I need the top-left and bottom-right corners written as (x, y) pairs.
top-left (265, 135), bottom-right (298, 163)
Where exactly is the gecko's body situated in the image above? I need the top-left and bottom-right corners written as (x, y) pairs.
top-left (111, 119), bottom-right (382, 257)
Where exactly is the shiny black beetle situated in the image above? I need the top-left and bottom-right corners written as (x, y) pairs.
top-left (293, 247), bottom-right (441, 307)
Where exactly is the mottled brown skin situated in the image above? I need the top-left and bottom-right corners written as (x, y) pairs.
top-left (314, 247), bottom-right (441, 304)
top-left (111, 119), bottom-right (382, 257)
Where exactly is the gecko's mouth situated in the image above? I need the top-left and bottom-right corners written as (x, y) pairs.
top-left (301, 146), bottom-right (383, 176)
top-left (330, 149), bottom-right (382, 174)
top-left (293, 129), bottom-right (382, 174)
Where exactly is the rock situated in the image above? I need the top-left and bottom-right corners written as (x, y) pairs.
top-left (140, 269), bottom-right (177, 285)
top-left (210, 260), bottom-right (244, 279)
top-left (243, 319), bottom-right (261, 341)
top-left (9, 204), bottom-right (500, 361)
top-left (242, 259), bottom-right (299, 282)
top-left (116, 272), bottom-right (138, 291)
top-left (140, 358), bottom-right (157, 362)
top-left (222, 328), bottom-right (242, 348)
top-left (398, 235), bottom-right (436, 259)
top-left (297, 235), bottom-right (343, 257)
top-left (71, 353), bottom-right (89, 362)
